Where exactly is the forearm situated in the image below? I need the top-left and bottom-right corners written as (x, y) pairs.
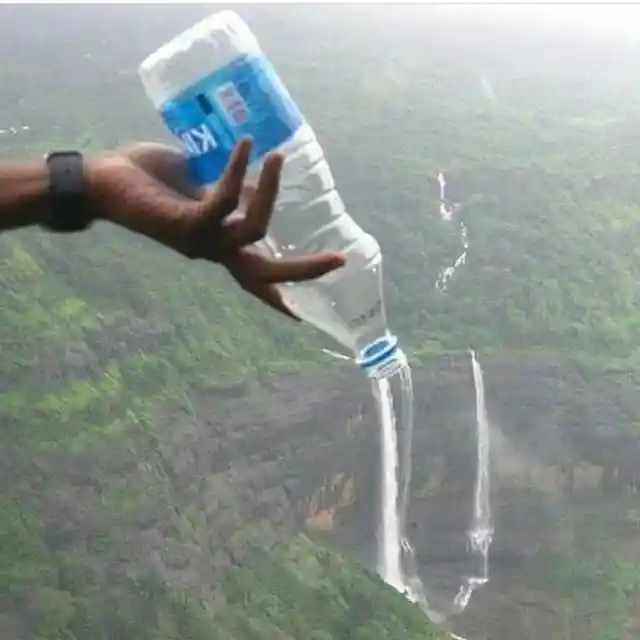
top-left (0, 159), bottom-right (52, 231)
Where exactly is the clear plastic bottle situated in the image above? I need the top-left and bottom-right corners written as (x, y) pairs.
top-left (138, 10), bottom-right (403, 378)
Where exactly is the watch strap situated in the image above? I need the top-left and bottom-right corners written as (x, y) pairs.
top-left (43, 150), bottom-right (92, 233)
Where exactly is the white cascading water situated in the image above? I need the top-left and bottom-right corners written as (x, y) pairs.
top-left (372, 361), bottom-right (432, 609)
top-left (436, 172), bottom-right (468, 292)
top-left (469, 350), bottom-right (493, 579)
top-left (320, 351), bottom-right (418, 596)
top-left (374, 377), bottom-right (405, 590)
top-left (320, 347), bottom-right (414, 594)
top-left (370, 349), bottom-right (494, 627)
top-left (452, 350), bottom-right (494, 612)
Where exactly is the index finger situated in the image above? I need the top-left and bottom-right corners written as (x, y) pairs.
top-left (204, 137), bottom-right (253, 219)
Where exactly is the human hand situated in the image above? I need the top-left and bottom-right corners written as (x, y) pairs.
top-left (88, 138), bottom-right (345, 319)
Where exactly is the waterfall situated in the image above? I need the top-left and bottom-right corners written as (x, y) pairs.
top-left (453, 350), bottom-right (494, 611)
top-left (435, 172), bottom-right (468, 291)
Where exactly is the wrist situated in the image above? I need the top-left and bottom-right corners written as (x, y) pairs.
top-left (85, 154), bottom-right (114, 222)
top-left (0, 152), bottom-right (109, 234)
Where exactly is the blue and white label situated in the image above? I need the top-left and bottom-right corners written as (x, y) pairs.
top-left (159, 53), bottom-right (304, 186)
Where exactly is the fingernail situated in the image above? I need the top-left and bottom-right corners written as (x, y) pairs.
top-left (268, 151), bottom-right (284, 165)
top-left (284, 306), bottom-right (301, 321)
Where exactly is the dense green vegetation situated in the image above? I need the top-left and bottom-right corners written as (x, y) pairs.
top-left (1, 4), bottom-right (640, 639)
top-left (0, 523), bottom-right (446, 640)
top-left (219, 536), bottom-right (446, 640)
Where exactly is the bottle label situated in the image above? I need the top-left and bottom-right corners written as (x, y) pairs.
top-left (159, 53), bottom-right (304, 186)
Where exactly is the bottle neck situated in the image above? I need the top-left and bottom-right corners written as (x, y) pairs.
top-left (356, 334), bottom-right (407, 379)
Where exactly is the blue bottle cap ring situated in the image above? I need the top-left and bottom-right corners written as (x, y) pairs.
top-left (356, 334), bottom-right (399, 372)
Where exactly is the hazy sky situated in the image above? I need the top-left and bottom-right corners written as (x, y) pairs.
top-left (426, 3), bottom-right (640, 30)
top-left (531, 4), bottom-right (640, 30)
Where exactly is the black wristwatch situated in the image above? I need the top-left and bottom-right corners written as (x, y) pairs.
top-left (42, 150), bottom-right (93, 233)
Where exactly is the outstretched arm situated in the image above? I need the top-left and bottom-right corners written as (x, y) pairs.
top-left (0, 142), bottom-right (345, 319)
top-left (0, 159), bottom-right (57, 230)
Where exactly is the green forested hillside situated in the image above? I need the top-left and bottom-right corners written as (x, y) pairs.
top-left (1, 4), bottom-right (640, 639)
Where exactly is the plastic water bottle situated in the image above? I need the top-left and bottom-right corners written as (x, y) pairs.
top-left (138, 10), bottom-right (404, 379)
